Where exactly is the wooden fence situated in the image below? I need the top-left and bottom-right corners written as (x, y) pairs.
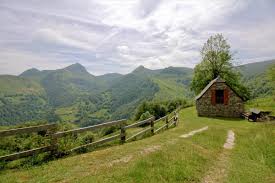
top-left (0, 109), bottom-right (179, 162)
top-left (0, 124), bottom-right (57, 161)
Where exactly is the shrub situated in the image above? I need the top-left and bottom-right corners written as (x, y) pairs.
top-left (134, 99), bottom-right (187, 120)
top-left (139, 111), bottom-right (152, 121)
top-left (139, 111), bottom-right (153, 127)
top-left (103, 126), bottom-right (118, 136)
top-left (79, 132), bottom-right (95, 144)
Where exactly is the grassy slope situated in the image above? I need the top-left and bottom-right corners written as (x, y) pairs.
top-left (238, 59), bottom-right (275, 78)
top-left (152, 77), bottom-right (187, 101)
top-left (245, 96), bottom-right (275, 114)
top-left (151, 67), bottom-right (193, 102)
top-left (1, 107), bottom-right (274, 183)
top-left (0, 75), bottom-right (44, 95)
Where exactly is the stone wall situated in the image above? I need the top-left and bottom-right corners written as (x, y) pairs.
top-left (196, 82), bottom-right (244, 118)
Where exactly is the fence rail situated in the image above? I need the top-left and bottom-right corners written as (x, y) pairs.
top-left (126, 127), bottom-right (152, 142)
top-left (0, 146), bottom-right (52, 161)
top-left (0, 124), bottom-right (57, 137)
top-left (153, 115), bottom-right (168, 124)
top-left (0, 108), bottom-right (180, 162)
top-left (124, 117), bottom-right (154, 129)
top-left (70, 134), bottom-right (121, 153)
top-left (53, 119), bottom-right (127, 138)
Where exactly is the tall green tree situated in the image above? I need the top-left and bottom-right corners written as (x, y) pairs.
top-left (191, 34), bottom-right (249, 99)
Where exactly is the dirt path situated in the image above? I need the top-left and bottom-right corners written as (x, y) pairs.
top-left (223, 130), bottom-right (235, 149)
top-left (180, 126), bottom-right (208, 138)
top-left (201, 130), bottom-right (235, 183)
top-left (106, 145), bottom-right (161, 168)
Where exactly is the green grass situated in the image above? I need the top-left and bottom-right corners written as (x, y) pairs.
top-left (226, 123), bottom-right (275, 183)
top-left (246, 96), bottom-right (275, 114)
top-left (0, 107), bottom-right (274, 183)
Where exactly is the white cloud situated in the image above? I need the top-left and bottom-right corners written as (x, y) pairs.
top-left (0, 48), bottom-right (70, 75)
top-left (35, 28), bottom-right (94, 51)
top-left (0, 0), bottom-right (275, 75)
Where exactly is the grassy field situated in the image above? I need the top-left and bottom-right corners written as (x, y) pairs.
top-left (0, 107), bottom-right (274, 183)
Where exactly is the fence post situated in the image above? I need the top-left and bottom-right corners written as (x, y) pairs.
top-left (174, 112), bottom-right (178, 127)
top-left (166, 116), bottom-right (169, 129)
top-left (150, 116), bottom-right (155, 135)
top-left (49, 124), bottom-right (58, 156)
top-left (120, 123), bottom-right (126, 144)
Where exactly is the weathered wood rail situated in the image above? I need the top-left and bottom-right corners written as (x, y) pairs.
top-left (0, 124), bottom-right (57, 137)
top-left (0, 124), bottom-right (58, 161)
top-left (0, 109), bottom-right (180, 162)
top-left (53, 119), bottom-right (127, 138)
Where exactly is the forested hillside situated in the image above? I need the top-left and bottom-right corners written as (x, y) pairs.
top-left (0, 60), bottom-right (274, 126)
top-left (0, 76), bottom-right (54, 125)
top-left (238, 59), bottom-right (275, 98)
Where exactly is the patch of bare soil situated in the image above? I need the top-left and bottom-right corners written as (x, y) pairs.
top-left (105, 145), bottom-right (162, 168)
top-left (201, 130), bottom-right (235, 183)
top-left (107, 155), bottom-right (133, 167)
top-left (223, 130), bottom-right (235, 149)
top-left (180, 126), bottom-right (208, 138)
top-left (139, 145), bottom-right (161, 155)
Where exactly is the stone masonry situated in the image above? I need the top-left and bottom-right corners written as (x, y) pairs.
top-left (196, 80), bottom-right (244, 118)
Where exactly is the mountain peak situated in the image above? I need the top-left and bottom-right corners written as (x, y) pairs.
top-left (65, 63), bottom-right (89, 74)
top-left (132, 65), bottom-right (151, 73)
top-left (19, 68), bottom-right (40, 77)
top-left (136, 65), bottom-right (145, 69)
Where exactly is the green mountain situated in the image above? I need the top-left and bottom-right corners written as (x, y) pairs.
top-left (0, 75), bottom-right (54, 125)
top-left (68, 65), bottom-right (193, 126)
top-left (238, 59), bottom-right (275, 78)
top-left (150, 67), bottom-right (193, 101)
top-left (96, 73), bottom-right (123, 86)
top-left (106, 73), bottom-right (159, 119)
top-left (0, 60), bottom-right (274, 126)
top-left (0, 75), bottom-right (44, 95)
top-left (238, 60), bottom-right (275, 98)
top-left (21, 63), bottom-right (106, 107)
top-left (17, 63), bottom-right (193, 126)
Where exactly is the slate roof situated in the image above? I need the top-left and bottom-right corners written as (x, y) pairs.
top-left (195, 76), bottom-right (246, 101)
top-left (195, 76), bottom-right (225, 100)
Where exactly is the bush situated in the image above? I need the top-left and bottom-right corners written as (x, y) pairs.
top-left (139, 111), bottom-right (153, 127)
top-left (102, 126), bottom-right (118, 136)
top-left (139, 111), bottom-right (152, 121)
top-left (134, 99), bottom-right (187, 120)
top-left (57, 134), bottom-right (78, 155)
top-left (79, 132), bottom-right (95, 144)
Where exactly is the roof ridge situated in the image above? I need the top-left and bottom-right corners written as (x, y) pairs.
top-left (195, 76), bottom-right (225, 100)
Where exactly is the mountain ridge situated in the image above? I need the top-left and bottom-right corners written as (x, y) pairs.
top-left (18, 59), bottom-right (275, 78)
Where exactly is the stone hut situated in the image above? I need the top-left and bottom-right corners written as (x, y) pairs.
top-left (195, 76), bottom-right (244, 118)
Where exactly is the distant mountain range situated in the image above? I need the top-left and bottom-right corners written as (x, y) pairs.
top-left (0, 59), bottom-right (274, 126)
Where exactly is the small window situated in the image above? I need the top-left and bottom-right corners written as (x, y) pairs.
top-left (216, 90), bottom-right (224, 104)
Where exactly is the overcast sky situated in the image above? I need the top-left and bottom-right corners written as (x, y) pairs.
top-left (0, 0), bottom-right (275, 75)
